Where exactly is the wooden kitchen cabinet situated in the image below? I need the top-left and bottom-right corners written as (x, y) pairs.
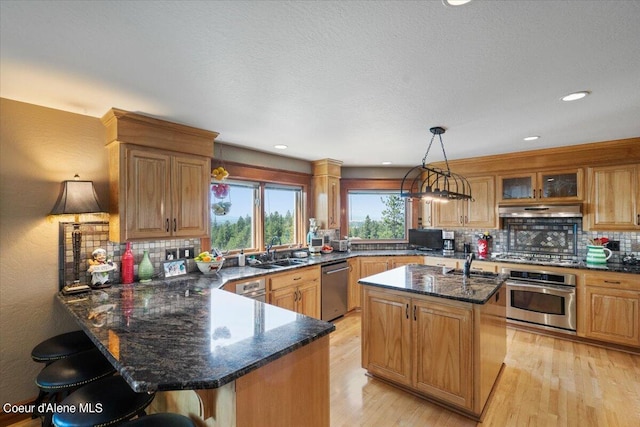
top-left (269, 266), bottom-right (321, 319)
top-left (433, 175), bottom-right (496, 229)
top-left (412, 298), bottom-right (472, 409)
top-left (312, 159), bottom-right (342, 229)
top-left (102, 108), bottom-right (217, 242)
top-left (580, 271), bottom-right (640, 348)
top-left (587, 164), bottom-right (639, 230)
top-left (347, 257), bottom-right (361, 311)
top-left (359, 257), bottom-right (390, 277)
top-left (362, 285), bottom-right (505, 418)
top-left (497, 168), bottom-right (583, 203)
top-left (119, 146), bottom-right (211, 240)
top-left (361, 288), bottom-right (413, 386)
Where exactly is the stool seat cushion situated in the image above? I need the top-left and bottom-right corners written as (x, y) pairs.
top-left (36, 348), bottom-right (115, 392)
top-left (31, 330), bottom-right (95, 363)
top-left (121, 413), bottom-right (196, 427)
top-left (52, 375), bottom-right (155, 427)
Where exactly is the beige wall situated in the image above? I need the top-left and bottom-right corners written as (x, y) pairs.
top-left (0, 98), bottom-right (109, 403)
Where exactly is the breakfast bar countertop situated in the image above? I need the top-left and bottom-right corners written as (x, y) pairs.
top-left (56, 279), bottom-right (335, 393)
top-left (358, 264), bottom-right (505, 304)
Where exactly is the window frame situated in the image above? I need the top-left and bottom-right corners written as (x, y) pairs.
top-left (340, 179), bottom-right (418, 243)
top-left (206, 161), bottom-right (310, 255)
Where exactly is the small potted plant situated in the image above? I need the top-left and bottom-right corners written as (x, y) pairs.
top-left (476, 232), bottom-right (492, 258)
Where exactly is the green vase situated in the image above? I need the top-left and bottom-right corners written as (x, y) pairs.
top-left (138, 250), bottom-right (154, 282)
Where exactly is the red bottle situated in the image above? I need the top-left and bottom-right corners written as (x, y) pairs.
top-left (121, 242), bottom-right (134, 284)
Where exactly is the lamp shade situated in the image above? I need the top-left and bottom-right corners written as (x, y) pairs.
top-left (50, 179), bottom-right (104, 215)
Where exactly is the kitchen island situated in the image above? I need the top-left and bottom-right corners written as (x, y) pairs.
top-left (359, 264), bottom-right (506, 421)
top-left (57, 277), bottom-right (335, 427)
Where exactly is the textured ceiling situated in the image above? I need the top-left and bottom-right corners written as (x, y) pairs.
top-left (1, 1), bottom-right (639, 166)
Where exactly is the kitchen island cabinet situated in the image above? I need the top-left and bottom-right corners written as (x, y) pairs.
top-left (360, 265), bottom-right (506, 421)
top-left (57, 279), bottom-right (334, 427)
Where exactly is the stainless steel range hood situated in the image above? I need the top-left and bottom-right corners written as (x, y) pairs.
top-left (498, 204), bottom-right (583, 218)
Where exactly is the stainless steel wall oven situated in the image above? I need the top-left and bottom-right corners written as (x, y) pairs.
top-left (502, 267), bottom-right (577, 333)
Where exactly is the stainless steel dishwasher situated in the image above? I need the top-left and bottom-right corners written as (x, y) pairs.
top-left (321, 261), bottom-right (349, 321)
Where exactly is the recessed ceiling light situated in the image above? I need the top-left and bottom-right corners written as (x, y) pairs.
top-left (442, 0), bottom-right (473, 5)
top-left (523, 136), bottom-right (540, 141)
top-left (274, 144), bottom-right (288, 150)
top-left (561, 91), bottom-right (590, 102)
top-left (381, 161), bottom-right (393, 165)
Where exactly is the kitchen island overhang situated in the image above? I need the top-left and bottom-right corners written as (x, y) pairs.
top-left (56, 278), bottom-right (335, 426)
top-left (359, 264), bottom-right (507, 422)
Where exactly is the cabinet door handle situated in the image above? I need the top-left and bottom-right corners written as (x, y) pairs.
top-left (406, 304), bottom-right (409, 319)
top-left (460, 215), bottom-right (463, 224)
top-left (173, 218), bottom-right (177, 232)
top-left (165, 218), bottom-right (169, 232)
top-left (533, 189), bottom-right (536, 198)
top-left (297, 290), bottom-right (302, 301)
top-left (539, 188), bottom-right (542, 199)
top-left (293, 276), bottom-right (302, 281)
top-left (413, 305), bottom-right (417, 321)
top-left (604, 280), bottom-right (621, 285)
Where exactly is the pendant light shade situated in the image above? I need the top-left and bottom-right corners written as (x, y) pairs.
top-left (400, 126), bottom-right (472, 202)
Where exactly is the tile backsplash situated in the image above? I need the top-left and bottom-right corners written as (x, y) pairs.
top-left (59, 221), bottom-right (201, 288)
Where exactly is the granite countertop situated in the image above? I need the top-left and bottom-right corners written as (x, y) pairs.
top-left (358, 264), bottom-right (505, 304)
top-left (57, 279), bottom-right (335, 393)
top-left (210, 250), bottom-right (639, 289)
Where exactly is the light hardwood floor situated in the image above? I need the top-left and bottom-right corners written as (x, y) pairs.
top-left (10, 311), bottom-right (640, 427)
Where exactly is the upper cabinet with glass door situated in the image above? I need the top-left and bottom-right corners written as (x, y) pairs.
top-left (497, 168), bottom-right (583, 204)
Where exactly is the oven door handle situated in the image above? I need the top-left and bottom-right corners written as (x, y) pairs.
top-left (506, 281), bottom-right (575, 295)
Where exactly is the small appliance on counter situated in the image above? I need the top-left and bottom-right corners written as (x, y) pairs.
top-left (331, 239), bottom-right (349, 252)
top-left (309, 237), bottom-right (323, 256)
top-left (442, 231), bottom-right (455, 256)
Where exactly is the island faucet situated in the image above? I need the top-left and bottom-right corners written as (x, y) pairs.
top-left (463, 253), bottom-right (475, 278)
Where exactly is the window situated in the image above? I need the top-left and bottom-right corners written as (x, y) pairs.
top-left (264, 185), bottom-right (300, 246)
top-left (348, 190), bottom-right (406, 240)
top-left (210, 179), bottom-right (303, 252)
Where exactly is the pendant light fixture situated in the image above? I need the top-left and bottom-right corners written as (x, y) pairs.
top-left (400, 126), bottom-right (472, 202)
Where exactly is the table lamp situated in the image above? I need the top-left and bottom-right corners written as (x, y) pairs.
top-left (50, 175), bottom-right (105, 288)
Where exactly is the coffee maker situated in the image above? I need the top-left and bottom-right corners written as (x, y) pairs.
top-left (442, 231), bottom-right (455, 256)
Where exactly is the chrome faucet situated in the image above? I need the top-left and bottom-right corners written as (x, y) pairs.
top-left (463, 253), bottom-right (475, 278)
top-left (266, 236), bottom-right (282, 261)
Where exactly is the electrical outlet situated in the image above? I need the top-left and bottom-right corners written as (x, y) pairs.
top-left (165, 249), bottom-right (178, 260)
top-left (607, 240), bottom-right (620, 251)
top-left (180, 247), bottom-right (195, 259)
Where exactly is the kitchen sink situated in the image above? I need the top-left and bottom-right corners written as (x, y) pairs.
top-left (251, 258), bottom-right (308, 269)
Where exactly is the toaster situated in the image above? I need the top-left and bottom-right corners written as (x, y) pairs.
top-left (330, 240), bottom-right (349, 252)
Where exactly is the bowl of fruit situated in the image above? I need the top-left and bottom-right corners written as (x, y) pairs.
top-left (195, 250), bottom-right (225, 274)
top-left (320, 245), bottom-right (334, 254)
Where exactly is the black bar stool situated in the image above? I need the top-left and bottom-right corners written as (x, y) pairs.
top-left (31, 330), bottom-right (95, 364)
top-left (52, 375), bottom-right (155, 427)
top-left (35, 347), bottom-right (116, 426)
top-left (31, 330), bottom-right (96, 419)
top-left (120, 413), bottom-right (196, 427)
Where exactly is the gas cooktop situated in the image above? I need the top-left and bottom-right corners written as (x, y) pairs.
top-left (491, 253), bottom-right (581, 267)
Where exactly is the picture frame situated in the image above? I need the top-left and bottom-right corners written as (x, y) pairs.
top-left (162, 259), bottom-right (187, 278)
